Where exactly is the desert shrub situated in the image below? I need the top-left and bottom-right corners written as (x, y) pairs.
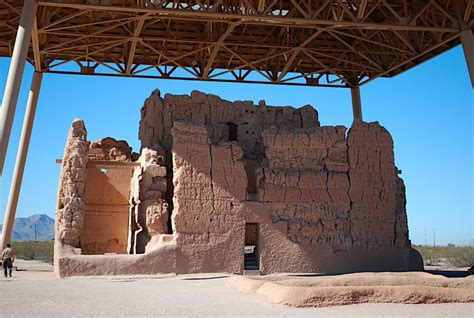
top-left (414, 245), bottom-right (474, 267)
top-left (448, 246), bottom-right (474, 267)
top-left (10, 240), bottom-right (54, 263)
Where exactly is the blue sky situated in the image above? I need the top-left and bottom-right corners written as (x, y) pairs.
top-left (0, 45), bottom-right (472, 246)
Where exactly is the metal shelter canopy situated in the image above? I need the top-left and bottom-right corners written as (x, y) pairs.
top-left (1, 0), bottom-right (473, 87)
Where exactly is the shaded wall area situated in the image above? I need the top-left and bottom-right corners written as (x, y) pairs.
top-left (171, 123), bottom-right (247, 274)
top-left (169, 119), bottom-right (416, 274)
top-left (254, 122), bottom-right (413, 273)
top-left (81, 166), bottom-right (132, 255)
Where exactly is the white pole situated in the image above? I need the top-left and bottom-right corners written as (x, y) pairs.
top-left (0, 0), bottom-right (38, 177)
top-left (460, 29), bottom-right (474, 88)
top-left (0, 72), bottom-right (43, 249)
top-left (351, 87), bottom-right (363, 121)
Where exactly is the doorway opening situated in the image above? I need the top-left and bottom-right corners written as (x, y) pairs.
top-left (227, 122), bottom-right (238, 141)
top-left (244, 223), bottom-right (259, 271)
top-left (244, 160), bottom-right (257, 197)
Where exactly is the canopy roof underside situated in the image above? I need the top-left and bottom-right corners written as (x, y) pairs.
top-left (1, 0), bottom-right (473, 87)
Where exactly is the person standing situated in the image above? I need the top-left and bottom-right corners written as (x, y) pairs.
top-left (2, 243), bottom-right (15, 278)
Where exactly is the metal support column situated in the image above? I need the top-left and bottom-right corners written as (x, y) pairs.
top-left (460, 29), bottom-right (474, 88)
top-left (0, 0), bottom-right (38, 177)
top-left (351, 86), bottom-right (363, 121)
top-left (0, 72), bottom-right (43, 250)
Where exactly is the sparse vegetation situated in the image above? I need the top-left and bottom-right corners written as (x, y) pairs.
top-left (10, 240), bottom-right (54, 263)
top-left (414, 245), bottom-right (474, 268)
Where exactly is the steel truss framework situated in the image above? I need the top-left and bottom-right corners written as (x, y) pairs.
top-left (1, 1), bottom-right (473, 87)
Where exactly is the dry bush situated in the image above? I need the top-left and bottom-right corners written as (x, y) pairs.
top-left (448, 246), bottom-right (474, 267)
top-left (10, 240), bottom-right (54, 263)
top-left (414, 245), bottom-right (474, 267)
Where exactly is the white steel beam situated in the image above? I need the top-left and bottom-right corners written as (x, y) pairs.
top-left (351, 86), bottom-right (363, 121)
top-left (460, 29), bottom-right (474, 88)
top-left (1, 71), bottom-right (43, 249)
top-left (0, 0), bottom-right (38, 177)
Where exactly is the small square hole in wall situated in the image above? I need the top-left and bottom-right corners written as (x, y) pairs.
top-left (100, 168), bottom-right (108, 174)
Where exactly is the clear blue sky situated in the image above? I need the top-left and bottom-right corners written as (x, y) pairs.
top-left (0, 46), bottom-right (472, 246)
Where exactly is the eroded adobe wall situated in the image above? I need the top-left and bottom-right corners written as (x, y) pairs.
top-left (261, 122), bottom-right (408, 252)
top-left (348, 122), bottom-right (400, 249)
top-left (258, 122), bottom-right (411, 273)
top-left (88, 137), bottom-right (133, 161)
top-left (81, 138), bottom-right (134, 255)
top-left (81, 167), bottom-right (131, 254)
top-left (138, 90), bottom-right (414, 274)
top-left (261, 126), bottom-right (352, 252)
top-left (56, 90), bottom-right (417, 276)
top-left (395, 175), bottom-right (409, 247)
top-left (172, 122), bottom-right (246, 273)
top-left (137, 89), bottom-right (319, 250)
top-left (55, 121), bottom-right (176, 276)
top-left (56, 119), bottom-right (89, 248)
top-left (139, 89), bottom-right (319, 160)
top-left (130, 148), bottom-right (169, 254)
top-left (56, 120), bottom-right (135, 256)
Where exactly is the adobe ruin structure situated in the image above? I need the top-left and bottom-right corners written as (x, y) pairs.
top-left (54, 90), bottom-right (422, 277)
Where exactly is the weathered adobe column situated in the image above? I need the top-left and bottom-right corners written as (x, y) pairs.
top-left (0, 72), bottom-right (43, 250)
top-left (351, 86), bottom-right (363, 121)
top-left (0, 0), bottom-right (38, 177)
top-left (460, 29), bottom-right (474, 88)
top-left (56, 119), bottom-right (88, 248)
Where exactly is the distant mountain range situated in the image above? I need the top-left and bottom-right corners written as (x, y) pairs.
top-left (0, 214), bottom-right (54, 241)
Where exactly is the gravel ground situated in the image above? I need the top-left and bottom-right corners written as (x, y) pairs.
top-left (0, 260), bottom-right (472, 317)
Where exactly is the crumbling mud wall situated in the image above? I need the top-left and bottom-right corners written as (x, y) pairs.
top-left (139, 90), bottom-right (318, 160)
top-left (172, 122), bottom-right (247, 273)
top-left (348, 122), bottom-right (401, 249)
top-left (81, 166), bottom-right (132, 255)
top-left (56, 119), bottom-right (89, 247)
top-left (260, 126), bottom-right (353, 256)
top-left (254, 122), bottom-right (414, 273)
top-left (55, 90), bottom-right (422, 277)
top-left (55, 122), bottom-right (137, 262)
top-left (129, 148), bottom-right (169, 254)
top-left (138, 90), bottom-right (418, 274)
top-left (134, 90), bottom-right (319, 250)
top-left (81, 138), bottom-right (135, 255)
top-left (260, 122), bottom-right (407, 253)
